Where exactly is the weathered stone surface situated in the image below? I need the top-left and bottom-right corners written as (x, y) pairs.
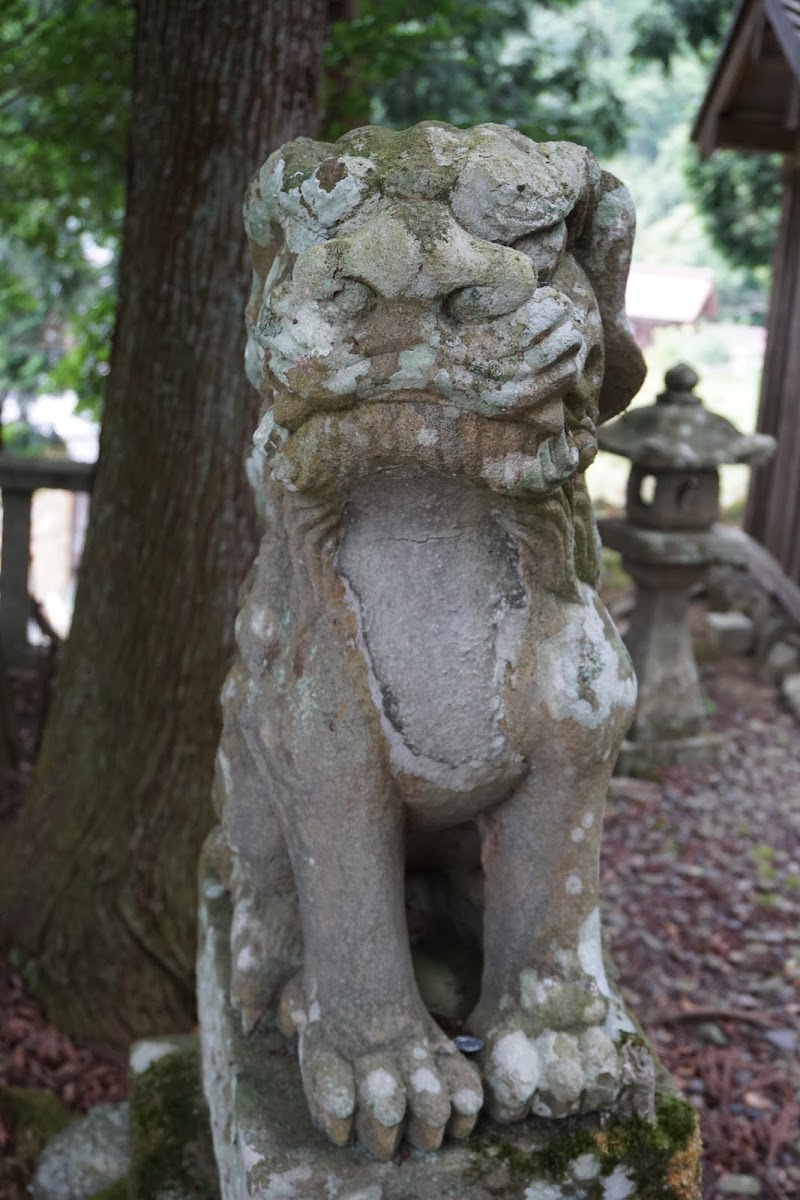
top-left (615, 734), bottom-right (722, 778)
top-left (128, 1035), bottom-right (217, 1200)
top-left (717, 1174), bottom-right (762, 1196)
top-left (597, 363), bottom-right (773, 472)
top-left (704, 611), bottom-right (755, 657)
top-left (761, 639), bottom-right (800, 685)
top-left (210, 120), bottom-right (659, 1161)
top-left (780, 673), bottom-right (800, 719)
top-left (598, 520), bottom-right (750, 571)
top-left (199, 862), bottom-right (701, 1199)
top-left (596, 363), bottom-right (772, 768)
top-left (32, 1103), bottom-right (129, 1200)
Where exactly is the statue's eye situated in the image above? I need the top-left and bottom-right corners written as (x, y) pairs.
top-left (328, 279), bottom-right (375, 318)
top-left (511, 221), bottom-right (567, 284)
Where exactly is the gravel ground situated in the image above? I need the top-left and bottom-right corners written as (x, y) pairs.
top-left (604, 656), bottom-right (800, 1200)
top-left (1, 648), bottom-right (798, 1199)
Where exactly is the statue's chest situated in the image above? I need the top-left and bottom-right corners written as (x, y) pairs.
top-left (336, 472), bottom-right (529, 775)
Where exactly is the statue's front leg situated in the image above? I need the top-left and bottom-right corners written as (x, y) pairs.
top-left (471, 590), bottom-right (655, 1122)
top-left (262, 635), bottom-right (483, 1160)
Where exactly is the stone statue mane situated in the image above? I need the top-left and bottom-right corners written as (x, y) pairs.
top-left (242, 121), bottom-right (644, 590)
top-left (209, 122), bottom-right (655, 1164)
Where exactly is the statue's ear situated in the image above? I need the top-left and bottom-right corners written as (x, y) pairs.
top-left (570, 162), bottom-right (645, 423)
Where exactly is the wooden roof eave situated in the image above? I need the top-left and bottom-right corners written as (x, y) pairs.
top-left (765, 0), bottom-right (800, 80)
top-left (692, 0), bottom-right (761, 158)
top-left (692, 0), bottom-right (800, 158)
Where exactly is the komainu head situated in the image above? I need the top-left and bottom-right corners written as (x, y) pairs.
top-left (244, 122), bottom-right (644, 498)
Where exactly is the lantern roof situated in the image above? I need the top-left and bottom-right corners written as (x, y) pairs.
top-left (597, 364), bottom-right (776, 470)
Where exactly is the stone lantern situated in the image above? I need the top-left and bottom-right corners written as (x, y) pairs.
top-left (598, 363), bottom-right (774, 772)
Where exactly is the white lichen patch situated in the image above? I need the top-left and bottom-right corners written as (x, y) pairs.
top-left (317, 1077), bottom-right (353, 1119)
top-left (424, 123), bottom-right (466, 167)
top-left (603, 1165), bottom-right (635, 1200)
top-left (577, 907), bottom-right (611, 999)
top-left (536, 1032), bottom-right (584, 1105)
top-left (565, 874), bottom-right (583, 895)
top-left (325, 360), bottom-right (370, 396)
top-left (452, 1086), bottom-right (483, 1115)
top-left (215, 748), bottom-right (233, 802)
top-left (236, 945), bottom-right (258, 973)
top-left (262, 299), bottom-right (337, 382)
top-left (262, 1165), bottom-right (314, 1200)
top-left (364, 1068), bottom-right (399, 1103)
top-left (203, 879), bottom-right (226, 899)
top-left (416, 427), bottom-right (439, 446)
top-left (572, 1153), bottom-right (602, 1181)
top-left (520, 969), bottom-right (558, 1010)
top-left (570, 827), bottom-right (585, 843)
top-left (488, 1031), bottom-right (540, 1103)
top-left (581, 812), bottom-right (595, 829)
top-left (523, 1182), bottom-right (564, 1200)
top-left (536, 585), bottom-right (637, 729)
top-left (129, 1039), bottom-right (178, 1076)
top-left (252, 408), bottom-right (287, 458)
top-left (242, 1141), bottom-right (266, 1171)
top-left (388, 343), bottom-right (438, 390)
top-left (411, 1067), bottom-right (442, 1095)
top-left (260, 154), bottom-right (376, 254)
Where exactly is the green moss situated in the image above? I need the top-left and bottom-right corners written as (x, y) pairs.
top-left (0, 1084), bottom-right (74, 1160)
top-left (532, 1128), bottom-right (598, 1177)
top-left (129, 1039), bottom-right (218, 1200)
top-left (90, 1178), bottom-right (131, 1199)
top-left (468, 1095), bottom-right (700, 1199)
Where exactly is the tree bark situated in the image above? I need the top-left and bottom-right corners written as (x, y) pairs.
top-left (0, 0), bottom-right (325, 1043)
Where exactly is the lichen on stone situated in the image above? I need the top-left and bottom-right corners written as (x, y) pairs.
top-left (468, 1095), bottom-right (700, 1199)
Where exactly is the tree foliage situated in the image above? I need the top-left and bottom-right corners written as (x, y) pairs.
top-left (629, 0), bottom-right (736, 68)
top-left (2, 0), bottom-right (631, 424)
top-left (325, 0), bottom-right (626, 154)
top-left (630, 0), bottom-right (783, 273)
top-left (684, 151), bottom-right (784, 272)
top-left (0, 0), bottom-right (130, 415)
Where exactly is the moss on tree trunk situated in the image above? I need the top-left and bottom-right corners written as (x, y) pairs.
top-left (0, 0), bottom-right (325, 1043)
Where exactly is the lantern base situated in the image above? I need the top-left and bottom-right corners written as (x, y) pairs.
top-left (615, 733), bottom-right (723, 777)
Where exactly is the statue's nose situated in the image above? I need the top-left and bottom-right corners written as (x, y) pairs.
top-left (296, 201), bottom-right (538, 321)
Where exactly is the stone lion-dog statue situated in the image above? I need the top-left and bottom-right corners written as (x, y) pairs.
top-left (210, 121), bottom-right (655, 1160)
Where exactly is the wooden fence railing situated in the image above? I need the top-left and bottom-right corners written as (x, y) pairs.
top-left (0, 456), bottom-right (95, 666)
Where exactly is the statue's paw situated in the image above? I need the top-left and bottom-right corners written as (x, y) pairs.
top-left (282, 991), bottom-right (483, 1158)
top-left (230, 893), bottom-right (302, 1033)
top-left (479, 1020), bottom-right (627, 1122)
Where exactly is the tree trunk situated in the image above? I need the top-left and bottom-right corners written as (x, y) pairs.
top-left (0, 0), bottom-right (325, 1043)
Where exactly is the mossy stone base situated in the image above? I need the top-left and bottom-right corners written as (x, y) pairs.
top-left (615, 734), bottom-right (722, 777)
top-left (198, 861), bottom-right (701, 1200)
top-left (128, 1035), bottom-right (218, 1200)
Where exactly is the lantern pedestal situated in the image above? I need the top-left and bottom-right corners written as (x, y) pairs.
top-left (597, 364), bottom-right (774, 773)
top-left (599, 520), bottom-right (722, 773)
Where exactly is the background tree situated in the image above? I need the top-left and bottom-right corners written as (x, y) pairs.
top-left (0, 0), bottom-right (326, 1042)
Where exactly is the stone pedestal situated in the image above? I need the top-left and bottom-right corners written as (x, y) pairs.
top-left (198, 859), bottom-right (701, 1200)
top-left (599, 519), bottom-right (727, 772)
